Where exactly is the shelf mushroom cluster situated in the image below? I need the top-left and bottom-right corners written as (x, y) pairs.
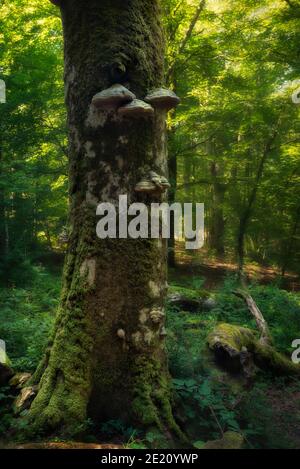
top-left (91, 84), bottom-right (178, 195)
top-left (135, 170), bottom-right (171, 195)
top-left (92, 84), bottom-right (135, 111)
top-left (145, 88), bottom-right (180, 111)
top-left (91, 84), bottom-right (180, 119)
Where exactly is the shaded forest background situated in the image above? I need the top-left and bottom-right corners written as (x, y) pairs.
top-left (1, 0), bottom-right (300, 281)
top-left (0, 0), bottom-right (300, 449)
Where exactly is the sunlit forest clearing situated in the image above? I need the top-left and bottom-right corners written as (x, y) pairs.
top-left (0, 0), bottom-right (300, 450)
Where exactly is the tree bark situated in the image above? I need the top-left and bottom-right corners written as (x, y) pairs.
top-left (28, 0), bottom-right (183, 441)
top-left (237, 132), bottom-right (278, 277)
top-left (168, 129), bottom-right (177, 268)
top-left (0, 150), bottom-right (8, 259)
top-left (0, 190), bottom-right (7, 258)
top-left (166, 2), bottom-right (206, 268)
top-left (209, 162), bottom-right (226, 257)
top-left (281, 205), bottom-right (300, 278)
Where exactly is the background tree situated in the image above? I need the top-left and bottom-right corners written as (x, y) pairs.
top-left (0, 0), bottom-right (67, 284)
top-left (166, 0), bottom-right (300, 274)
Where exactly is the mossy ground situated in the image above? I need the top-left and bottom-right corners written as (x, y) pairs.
top-left (1, 267), bottom-right (300, 448)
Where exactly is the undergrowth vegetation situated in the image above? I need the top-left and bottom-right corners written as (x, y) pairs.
top-left (166, 275), bottom-right (300, 448)
top-left (0, 266), bottom-right (59, 371)
top-left (0, 268), bottom-right (300, 448)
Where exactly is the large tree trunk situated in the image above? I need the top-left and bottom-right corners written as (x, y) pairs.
top-left (28, 0), bottom-right (182, 441)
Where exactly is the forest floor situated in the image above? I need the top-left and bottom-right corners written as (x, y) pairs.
top-left (173, 241), bottom-right (300, 291)
top-left (1, 255), bottom-right (300, 449)
top-left (266, 387), bottom-right (300, 446)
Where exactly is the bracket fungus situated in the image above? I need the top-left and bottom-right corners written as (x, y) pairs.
top-left (135, 178), bottom-right (157, 194)
top-left (118, 99), bottom-right (154, 118)
top-left (145, 88), bottom-right (180, 111)
top-left (159, 176), bottom-right (171, 190)
top-left (92, 84), bottom-right (135, 110)
top-left (149, 171), bottom-right (162, 186)
top-left (135, 172), bottom-right (171, 194)
top-left (150, 171), bottom-right (171, 192)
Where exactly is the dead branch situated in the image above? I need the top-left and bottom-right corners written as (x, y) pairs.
top-left (233, 290), bottom-right (272, 346)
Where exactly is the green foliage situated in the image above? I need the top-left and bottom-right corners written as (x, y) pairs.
top-left (238, 377), bottom-right (300, 449)
top-left (211, 276), bottom-right (300, 354)
top-left (167, 278), bottom-right (300, 448)
top-left (168, 283), bottom-right (207, 302)
top-left (126, 440), bottom-right (147, 449)
top-left (165, 0), bottom-right (300, 272)
top-left (0, 0), bottom-right (299, 450)
top-left (167, 293), bottom-right (242, 441)
top-left (0, 385), bottom-right (15, 435)
top-left (190, 277), bottom-right (205, 290)
top-left (173, 377), bottom-right (240, 439)
top-left (0, 0), bottom-right (67, 275)
top-left (249, 286), bottom-right (300, 354)
top-left (99, 420), bottom-right (140, 442)
top-left (0, 250), bottom-right (40, 287)
top-left (0, 265), bottom-right (298, 448)
top-left (167, 304), bottom-right (214, 377)
top-left (0, 267), bottom-right (59, 371)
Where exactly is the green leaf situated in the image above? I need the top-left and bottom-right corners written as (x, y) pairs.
top-left (193, 440), bottom-right (205, 449)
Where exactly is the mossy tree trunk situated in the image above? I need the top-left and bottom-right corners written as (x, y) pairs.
top-left (28, 0), bottom-right (182, 441)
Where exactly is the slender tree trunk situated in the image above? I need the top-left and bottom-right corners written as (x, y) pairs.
top-left (0, 150), bottom-right (7, 259)
top-left (281, 205), bottom-right (300, 278)
top-left (209, 162), bottom-right (225, 257)
top-left (4, 209), bottom-right (9, 257)
top-left (166, 2), bottom-right (206, 268)
top-left (168, 129), bottom-right (177, 268)
top-left (44, 224), bottom-right (53, 251)
top-left (0, 191), bottom-right (6, 258)
top-left (237, 133), bottom-right (277, 277)
top-left (28, 0), bottom-right (182, 441)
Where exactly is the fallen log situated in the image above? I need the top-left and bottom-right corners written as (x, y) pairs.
top-left (168, 292), bottom-right (216, 313)
top-left (208, 323), bottom-right (300, 377)
top-left (207, 323), bottom-right (256, 377)
top-left (168, 293), bottom-right (203, 312)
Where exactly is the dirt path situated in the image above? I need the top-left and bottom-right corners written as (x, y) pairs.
top-left (171, 242), bottom-right (300, 291)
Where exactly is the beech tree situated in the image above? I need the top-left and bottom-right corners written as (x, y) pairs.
top-left (27, 0), bottom-right (182, 440)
